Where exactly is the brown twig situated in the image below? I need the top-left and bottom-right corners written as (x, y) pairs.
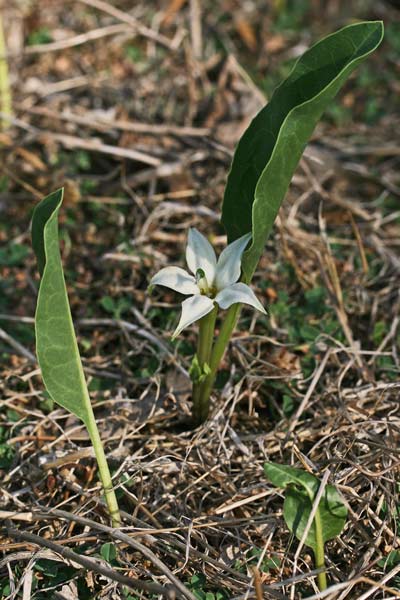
top-left (38, 131), bottom-right (161, 166)
top-left (5, 526), bottom-right (176, 598)
top-left (77, 0), bottom-right (174, 49)
top-left (4, 24), bottom-right (132, 57)
top-left (27, 509), bottom-right (197, 600)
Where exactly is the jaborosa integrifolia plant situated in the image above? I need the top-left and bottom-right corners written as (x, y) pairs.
top-left (32, 22), bottom-right (383, 525)
top-left (149, 21), bottom-right (384, 425)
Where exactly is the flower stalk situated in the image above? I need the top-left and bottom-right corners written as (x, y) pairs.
top-left (192, 305), bottom-right (218, 424)
top-left (194, 302), bottom-right (241, 422)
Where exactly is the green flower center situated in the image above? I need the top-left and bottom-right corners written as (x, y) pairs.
top-left (196, 268), bottom-right (217, 297)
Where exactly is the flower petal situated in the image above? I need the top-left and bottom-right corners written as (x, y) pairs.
top-left (150, 266), bottom-right (199, 295)
top-left (172, 295), bottom-right (215, 339)
top-left (215, 232), bottom-right (251, 290)
top-left (215, 282), bottom-right (266, 313)
top-left (186, 228), bottom-right (217, 283)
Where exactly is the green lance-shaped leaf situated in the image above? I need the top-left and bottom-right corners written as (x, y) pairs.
top-left (32, 188), bottom-right (121, 525)
top-left (221, 21), bottom-right (383, 281)
top-left (264, 462), bottom-right (347, 551)
top-left (32, 188), bottom-right (91, 425)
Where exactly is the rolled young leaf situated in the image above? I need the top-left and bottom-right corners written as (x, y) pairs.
top-left (221, 21), bottom-right (384, 281)
top-left (264, 462), bottom-right (347, 551)
top-left (32, 188), bottom-right (92, 425)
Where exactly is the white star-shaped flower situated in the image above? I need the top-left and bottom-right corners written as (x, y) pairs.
top-left (149, 228), bottom-right (266, 338)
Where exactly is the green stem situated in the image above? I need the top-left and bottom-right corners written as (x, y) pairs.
top-left (85, 407), bottom-right (121, 527)
top-left (192, 305), bottom-right (217, 424)
top-left (313, 508), bottom-right (327, 591)
top-left (0, 12), bottom-right (12, 130)
top-left (194, 303), bottom-right (242, 423)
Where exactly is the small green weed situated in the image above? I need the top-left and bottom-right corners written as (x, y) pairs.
top-left (99, 542), bottom-right (118, 565)
top-left (100, 295), bottom-right (131, 319)
top-left (27, 28), bottom-right (53, 46)
top-left (234, 547), bottom-right (282, 574)
top-left (125, 44), bottom-right (143, 63)
top-left (0, 426), bottom-right (14, 469)
top-left (187, 573), bottom-right (229, 600)
top-left (0, 243), bottom-right (29, 267)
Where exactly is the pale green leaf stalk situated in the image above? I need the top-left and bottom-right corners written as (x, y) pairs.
top-left (32, 189), bottom-right (121, 527)
top-left (264, 462), bottom-right (347, 591)
top-left (194, 21), bottom-right (383, 422)
top-left (0, 11), bottom-right (12, 130)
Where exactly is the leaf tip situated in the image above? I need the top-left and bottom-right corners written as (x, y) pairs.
top-left (32, 188), bottom-right (65, 276)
